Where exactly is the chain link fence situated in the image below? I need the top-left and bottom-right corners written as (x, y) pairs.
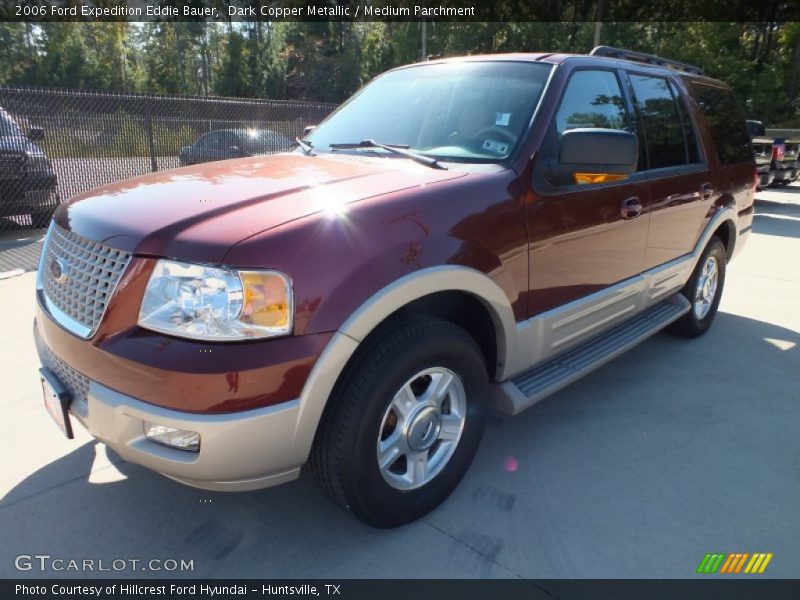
top-left (0, 86), bottom-right (337, 232)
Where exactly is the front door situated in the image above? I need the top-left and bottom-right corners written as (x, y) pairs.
top-left (527, 68), bottom-right (650, 316)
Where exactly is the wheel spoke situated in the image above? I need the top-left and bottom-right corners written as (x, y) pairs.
top-left (428, 371), bottom-right (454, 406)
top-left (439, 413), bottom-right (462, 441)
top-left (390, 383), bottom-right (417, 420)
top-left (408, 452), bottom-right (429, 485)
top-left (706, 259), bottom-right (717, 279)
top-left (377, 431), bottom-right (407, 470)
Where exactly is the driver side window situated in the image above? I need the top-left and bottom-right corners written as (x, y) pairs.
top-left (555, 70), bottom-right (629, 135)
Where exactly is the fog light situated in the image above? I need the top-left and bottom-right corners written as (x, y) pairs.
top-left (143, 422), bottom-right (200, 452)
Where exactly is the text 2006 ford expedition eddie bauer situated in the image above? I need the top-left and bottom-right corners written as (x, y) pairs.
top-left (34, 47), bottom-right (755, 527)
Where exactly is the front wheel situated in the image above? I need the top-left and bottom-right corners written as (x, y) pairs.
top-left (669, 236), bottom-right (727, 338)
top-left (310, 316), bottom-right (489, 528)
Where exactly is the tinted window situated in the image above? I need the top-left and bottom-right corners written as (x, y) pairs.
top-left (217, 131), bottom-right (241, 149)
top-left (669, 80), bottom-right (701, 164)
top-left (242, 130), bottom-right (292, 154)
top-left (197, 131), bottom-right (220, 150)
top-left (630, 74), bottom-right (686, 169)
top-left (555, 70), bottom-right (628, 134)
top-left (688, 82), bottom-right (752, 165)
top-left (746, 120), bottom-right (765, 137)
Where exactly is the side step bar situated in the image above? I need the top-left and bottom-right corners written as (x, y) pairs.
top-left (494, 294), bottom-right (691, 415)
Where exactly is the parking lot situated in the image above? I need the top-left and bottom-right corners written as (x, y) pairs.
top-left (0, 185), bottom-right (798, 579)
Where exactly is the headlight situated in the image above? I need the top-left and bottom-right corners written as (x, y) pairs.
top-left (138, 260), bottom-right (292, 341)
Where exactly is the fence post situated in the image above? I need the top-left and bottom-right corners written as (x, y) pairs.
top-left (146, 106), bottom-right (158, 172)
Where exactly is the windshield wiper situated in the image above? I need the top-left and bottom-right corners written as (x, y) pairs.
top-left (295, 137), bottom-right (316, 156)
top-left (329, 139), bottom-right (447, 170)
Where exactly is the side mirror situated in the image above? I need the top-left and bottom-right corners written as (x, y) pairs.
top-left (27, 127), bottom-right (45, 142)
top-left (303, 125), bottom-right (316, 137)
top-left (554, 128), bottom-right (638, 184)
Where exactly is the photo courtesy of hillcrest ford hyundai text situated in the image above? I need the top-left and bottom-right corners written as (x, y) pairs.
top-left (34, 46), bottom-right (755, 528)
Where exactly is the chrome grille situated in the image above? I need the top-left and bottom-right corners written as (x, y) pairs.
top-left (35, 334), bottom-right (90, 408)
top-left (41, 224), bottom-right (131, 337)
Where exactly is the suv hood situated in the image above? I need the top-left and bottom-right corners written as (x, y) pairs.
top-left (56, 153), bottom-right (467, 264)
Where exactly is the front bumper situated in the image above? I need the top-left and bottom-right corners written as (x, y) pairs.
top-left (34, 322), bottom-right (306, 491)
top-left (771, 164), bottom-right (798, 184)
top-left (0, 172), bottom-right (58, 216)
top-left (77, 379), bottom-right (302, 491)
top-left (757, 170), bottom-right (775, 188)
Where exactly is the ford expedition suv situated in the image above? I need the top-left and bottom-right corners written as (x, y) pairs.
top-left (34, 47), bottom-right (755, 527)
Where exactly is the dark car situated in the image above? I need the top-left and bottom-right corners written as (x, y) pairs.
top-left (747, 120), bottom-right (774, 189)
top-left (0, 108), bottom-right (59, 227)
top-left (35, 47), bottom-right (755, 527)
top-left (178, 128), bottom-right (292, 166)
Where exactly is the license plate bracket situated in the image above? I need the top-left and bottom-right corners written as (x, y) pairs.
top-left (40, 368), bottom-right (74, 439)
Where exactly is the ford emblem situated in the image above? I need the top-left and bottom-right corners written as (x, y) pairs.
top-left (49, 256), bottom-right (69, 283)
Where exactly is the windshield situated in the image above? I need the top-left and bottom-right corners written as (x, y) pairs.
top-left (0, 111), bottom-right (23, 137)
top-left (307, 61), bottom-right (552, 162)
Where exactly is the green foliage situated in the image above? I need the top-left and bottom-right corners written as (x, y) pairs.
top-left (1, 21), bottom-right (799, 126)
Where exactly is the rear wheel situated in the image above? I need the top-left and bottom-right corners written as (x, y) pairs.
top-left (669, 236), bottom-right (726, 338)
top-left (310, 316), bottom-right (489, 528)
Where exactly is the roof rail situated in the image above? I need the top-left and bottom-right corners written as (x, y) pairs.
top-left (589, 46), bottom-right (705, 75)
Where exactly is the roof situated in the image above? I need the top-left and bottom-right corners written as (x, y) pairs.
top-left (399, 50), bottom-right (725, 87)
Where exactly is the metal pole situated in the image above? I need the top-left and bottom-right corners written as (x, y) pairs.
top-left (593, 0), bottom-right (604, 47)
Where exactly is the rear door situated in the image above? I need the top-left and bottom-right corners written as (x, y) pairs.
top-left (622, 71), bottom-right (713, 269)
top-left (685, 80), bottom-right (756, 239)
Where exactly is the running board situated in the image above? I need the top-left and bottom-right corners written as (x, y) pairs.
top-left (494, 294), bottom-right (691, 415)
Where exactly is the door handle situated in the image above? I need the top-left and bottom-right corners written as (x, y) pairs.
top-left (621, 196), bottom-right (643, 219)
top-left (700, 183), bottom-right (714, 200)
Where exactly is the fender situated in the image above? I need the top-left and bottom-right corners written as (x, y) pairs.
top-left (285, 265), bottom-right (520, 467)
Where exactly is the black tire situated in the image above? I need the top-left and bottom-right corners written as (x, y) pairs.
top-left (669, 236), bottom-right (727, 339)
top-left (30, 207), bottom-right (55, 229)
top-left (310, 316), bottom-right (489, 528)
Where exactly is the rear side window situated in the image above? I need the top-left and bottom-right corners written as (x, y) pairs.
top-left (669, 80), bottom-right (701, 164)
top-left (688, 82), bottom-right (752, 165)
top-left (629, 74), bottom-right (689, 169)
top-left (555, 70), bottom-right (628, 134)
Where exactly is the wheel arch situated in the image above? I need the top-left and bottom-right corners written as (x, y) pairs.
top-left (286, 266), bottom-right (518, 468)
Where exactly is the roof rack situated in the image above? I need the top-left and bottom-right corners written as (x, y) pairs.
top-left (589, 46), bottom-right (705, 75)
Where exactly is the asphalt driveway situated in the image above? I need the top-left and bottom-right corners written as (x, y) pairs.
top-left (0, 185), bottom-right (798, 579)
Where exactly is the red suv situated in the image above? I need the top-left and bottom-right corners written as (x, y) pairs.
top-left (34, 47), bottom-right (755, 527)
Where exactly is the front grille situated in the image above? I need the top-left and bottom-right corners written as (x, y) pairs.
top-left (0, 152), bottom-right (24, 177)
top-left (41, 224), bottom-right (131, 337)
top-left (35, 334), bottom-right (90, 407)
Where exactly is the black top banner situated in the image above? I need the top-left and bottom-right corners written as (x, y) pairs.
top-left (1, 0), bottom-right (799, 23)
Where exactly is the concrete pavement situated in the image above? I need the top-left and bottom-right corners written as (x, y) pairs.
top-left (0, 185), bottom-right (798, 579)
